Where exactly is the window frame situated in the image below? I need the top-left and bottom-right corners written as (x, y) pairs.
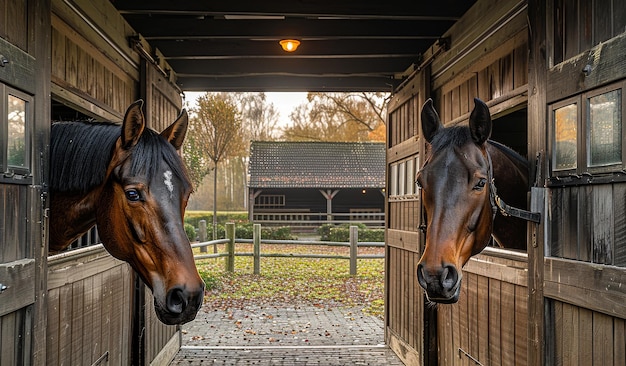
top-left (0, 85), bottom-right (33, 183)
top-left (549, 80), bottom-right (626, 181)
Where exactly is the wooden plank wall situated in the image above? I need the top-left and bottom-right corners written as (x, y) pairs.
top-left (386, 69), bottom-right (427, 364)
top-left (143, 61), bottom-right (183, 131)
top-left (46, 247), bottom-right (132, 366)
top-left (549, 184), bottom-right (626, 266)
top-left (0, 0), bottom-right (27, 51)
top-left (51, 0), bottom-right (140, 120)
top-left (437, 251), bottom-right (528, 366)
top-left (548, 301), bottom-right (626, 366)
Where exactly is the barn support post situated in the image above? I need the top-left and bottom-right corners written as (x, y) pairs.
top-left (349, 226), bottom-right (358, 275)
top-left (253, 224), bottom-right (261, 275)
top-left (225, 222), bottom-right (235, 272)
top-left (320, 189), bottom-right (340, 223)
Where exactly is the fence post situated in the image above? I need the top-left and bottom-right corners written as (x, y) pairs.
top-left (349, 225), bottom-right (358, 275)
top-left (253, 224), bottom-right (261, 275)
top-left (198, 220), bottom-right (207, 253)
top-left (225, 222), bottom-right (235, 272)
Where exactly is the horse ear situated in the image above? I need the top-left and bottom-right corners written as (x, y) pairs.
top-left (121, 100), bottom-right (145, 149)
top-left (161, 109), bottom-right (188, 150)
top-left (421, 98), bottom-right (442, 143)
top-left (469, 98), bottom-right (492, 145)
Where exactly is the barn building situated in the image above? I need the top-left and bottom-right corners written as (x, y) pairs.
top-left (248, 141), bottom-right (385, 230)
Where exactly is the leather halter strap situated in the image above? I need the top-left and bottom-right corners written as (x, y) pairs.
top-left (485, 149), bottom-right (541, 223)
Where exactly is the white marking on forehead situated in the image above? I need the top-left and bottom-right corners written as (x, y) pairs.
top-left (163, 170), bottom-right (174, 197)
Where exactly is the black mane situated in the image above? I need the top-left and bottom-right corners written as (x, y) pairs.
top-left (50, 121), bottom-right (191, 193)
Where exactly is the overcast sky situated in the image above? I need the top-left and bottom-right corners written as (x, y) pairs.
top-left (184, 91), bottom-right (308, 128)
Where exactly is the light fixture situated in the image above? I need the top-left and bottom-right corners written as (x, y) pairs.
top-left (279, 39), bottom-right (300, 52)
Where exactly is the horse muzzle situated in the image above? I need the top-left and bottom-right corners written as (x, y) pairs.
top-left (155, 283), bottom-right (205, 325)
top-left (417, 263), bottom-right (462, 304)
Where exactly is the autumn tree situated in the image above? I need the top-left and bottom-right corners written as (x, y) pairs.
top-left (281, 92), bottom-right (389, 142)
top-left (183, 92), bottom-right (244, 240)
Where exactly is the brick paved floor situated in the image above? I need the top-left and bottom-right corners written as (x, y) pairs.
top-left (170, 304), bottom-right (403, 365)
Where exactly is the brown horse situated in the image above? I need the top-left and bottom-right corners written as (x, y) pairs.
top-left (49, 100), bottom-right (204, 324)
top-left (416, 98), bottom-right (529, 303)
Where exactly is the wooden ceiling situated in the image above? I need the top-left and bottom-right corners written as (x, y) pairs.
top-left (112, 1), bottom-right (477, 92)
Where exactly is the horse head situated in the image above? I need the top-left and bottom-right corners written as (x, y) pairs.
top-left (416, 98), bottom-right (495, 303)
top-left (94, 101), bottom-right (204, 324)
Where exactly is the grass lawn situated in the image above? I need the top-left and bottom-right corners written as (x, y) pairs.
top-left (194, 244), bottom-right (385, 318)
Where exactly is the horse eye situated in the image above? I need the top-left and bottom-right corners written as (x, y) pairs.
top-left (473, 178), bottom-right (487, 191)
top-left (125, 189), bottom-right (141, 202)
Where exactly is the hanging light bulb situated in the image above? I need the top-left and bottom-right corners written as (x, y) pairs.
top-left (279, 39), bottom-right (301, 52)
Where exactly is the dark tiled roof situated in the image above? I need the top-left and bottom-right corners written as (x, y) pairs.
top-left (249, 141), bottom-right (385, 189)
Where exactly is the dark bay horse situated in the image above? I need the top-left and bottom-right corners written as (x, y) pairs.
top-left (49, 100), bottom-right (204, 324)
top-left (416, 98), bottom-right (529, 303)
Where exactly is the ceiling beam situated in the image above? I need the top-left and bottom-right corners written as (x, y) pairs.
top-left (122, 18), bottom-right (453, 40)
top-left (178, 75), bottom-right (399, 92)
top-left (114, 0), bottom-right (469, 19)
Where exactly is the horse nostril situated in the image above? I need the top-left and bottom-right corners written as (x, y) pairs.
top-left (417, 263), bottom-right (428, 289)
top-left (166, 287), bottom-right (188, 314)
top-left (441, 264), bottom-right (459, 291)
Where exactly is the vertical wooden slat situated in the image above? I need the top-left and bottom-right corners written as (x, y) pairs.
top-left (459, 283), bottom-right (469, 366)
top-left (500, 282), bottom-right (515, 365)
top-left (593, 0), bottom-right (612, 44)
top-left (71, 281), bottom-right (84, 365)
top-left (514, 284), bottom-right (528, 365)
top-left (1, 312), bottom-right (16, 365)
top-left (46, 288), bottom-right (60, 365)
top-left (477, 276), bottom-right (489, 363)
top-left (58, 285), bottom-right (73, 365)
top-left (592, 185), bottom-right (614, 264)
top-left (592, 312), bottom-right (613, 366)
top-left (613, 184), bottom-right (626, 266)
top-left (554, 301), bottom-right (563, 366)
top-left (467, 274), bottom-right (479, 362)
top-left (561, 302), bottom-right (578, 366)
top-left (578, 308), bottom-right (593, 365)
top-left (488, 279), bottom-right (502, 365)
top-left (82, 275), bottom-right (94, 365)
top-left (563, 186), bottom-right (578, 259)
top-left (614, 317), bottom-right (626, 366)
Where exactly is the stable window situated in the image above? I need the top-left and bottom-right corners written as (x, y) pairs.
top-left (389, 156), bottom-right (420, 198)
top-left (550, 81), bottom-right (626, 179)
top-left (1, 86), bottom-right (32, 181)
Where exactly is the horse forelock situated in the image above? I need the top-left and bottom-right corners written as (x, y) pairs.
top-left (429, 126), bottom-right (473, 155)
top-left (128, 129), bottom-right (192, 192)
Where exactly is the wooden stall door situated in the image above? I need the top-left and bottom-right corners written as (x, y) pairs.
top-left (385, 69), bottom-right (431, 365)
top-left (0, 1), bottom-right (50, 365)
top-left (536, 1), bottom-right (626, 365)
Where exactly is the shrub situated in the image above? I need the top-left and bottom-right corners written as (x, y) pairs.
top-left (184, 223), bottom-right (197, 242)
top-left (322, 223), bottom-right (384, 242)
top-left (317, 224), bottom-right (334, 241)
top-left (184, 211), bottom-right (248, 228)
